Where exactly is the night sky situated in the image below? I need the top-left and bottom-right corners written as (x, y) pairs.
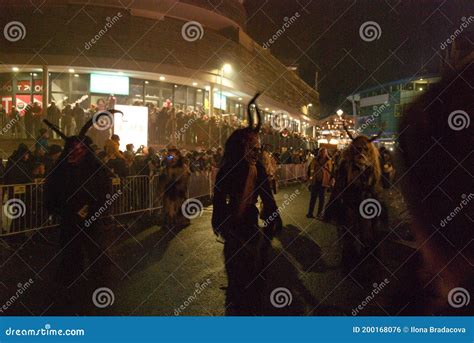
top-left (244, 0), bottom-right (474, 116)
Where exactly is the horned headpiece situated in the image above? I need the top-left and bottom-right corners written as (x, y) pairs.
top-left (43, 109), bottom-right (122, 165)
top-left (220, 92), bottom-right (263, 166)
top-left (343, 122), bottom-right (384, 142)
top-left (247, 92), bottom-right (262, 132)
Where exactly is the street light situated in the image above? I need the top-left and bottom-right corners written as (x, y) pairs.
top-left (336, 109), bottom-right (343, 116)
top-left (222, 63), bottom-right (232, 74)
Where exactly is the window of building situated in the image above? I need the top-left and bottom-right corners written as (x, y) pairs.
top-left (187, 87), bottom-right (196, 110)
top-left (174, 85), bottom-right (186, 108)
top-left (51, 73), bottom-right (70, 93)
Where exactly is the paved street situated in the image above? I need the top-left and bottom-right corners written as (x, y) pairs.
top-left (1, 183), bottom-right (417, 316)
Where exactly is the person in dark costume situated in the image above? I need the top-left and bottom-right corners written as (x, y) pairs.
top-left (42, 110), bottom-right (120, 313)
top-left (324, 126), bottom-right (385, 269)
top-left (212, 93), bottom-right (282, 315)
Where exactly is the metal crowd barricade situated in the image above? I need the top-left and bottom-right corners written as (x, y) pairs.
top-left (187, 171), bottom-right (213, 199)
top-left (0, 164), bottom-right (307, 237)
top-left (0, 180), bottom-right (59, 237)
top-left (109, 175), bottom-right (154, 216)
top-left (277, 163), bottom-right (309, 185)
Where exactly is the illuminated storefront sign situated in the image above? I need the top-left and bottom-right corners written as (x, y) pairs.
top-left (90, 73), bottom-right (129, 95)
top-left (113, 104), bottom-right (148, 150)
top-left (213, 92), bottom-right (226, 110)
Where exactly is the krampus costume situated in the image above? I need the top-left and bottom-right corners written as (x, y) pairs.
top-left (43, 111), bottom-right (119, 288)
top-left (212, 93), bottom-right (282, 315)
top-left (325, 126), bottom-right (385, 268)
top-left (162, 148), bottom-right (190, 228)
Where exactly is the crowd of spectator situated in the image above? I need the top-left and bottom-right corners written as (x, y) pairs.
top-left (0, 100), bottom-right (316, 152)
top-left (0, 126), bottom-right (311, 187)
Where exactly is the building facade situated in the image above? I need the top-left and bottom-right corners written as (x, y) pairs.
top-left (0, 0), bottom-right (319, 147)
top-left (347, 75), bottom-right (441, 141)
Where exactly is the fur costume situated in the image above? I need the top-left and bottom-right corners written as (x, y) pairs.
top-left (325, 128), bottom-right (384, 267)
top-left (212, 93), bottom-right (282, 315)
top-left (162, 149), bottom-right (190, 227)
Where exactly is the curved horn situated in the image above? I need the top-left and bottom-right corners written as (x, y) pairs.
top-left (343, 123), bottom-right (355, 141)
top-left (369, 129), bottom-right (384, 142)
top-left (247, 92), bottom-right (262, 131)
top-left (79, 109), bottom-right (123, 137)
top-left (43, 119), bottom-right (67, 140)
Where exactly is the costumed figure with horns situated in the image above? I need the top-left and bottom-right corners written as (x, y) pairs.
top-left (42, 110), bottom-right (121, 311)
top-left (325, 124), bottom-right (386, 269)
top-left (212, 93), bottom-right (282, 315)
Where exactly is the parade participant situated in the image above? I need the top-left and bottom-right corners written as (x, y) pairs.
top-left (399, 64), bottom-right (474, 315)
top-left (212, 93), bottom-right (282, 315)
top-left (306, 148), bottom-right (333, 219)
top-left (42, 110), bottom-right (120, 293)
top-left (162, 147), bottom-right (190, 228)
top-left (325, 125), bottom-right (384, 268)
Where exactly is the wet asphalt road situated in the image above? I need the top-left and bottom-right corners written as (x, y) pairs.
top-left (1, 183), bottom-right (417, 316)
